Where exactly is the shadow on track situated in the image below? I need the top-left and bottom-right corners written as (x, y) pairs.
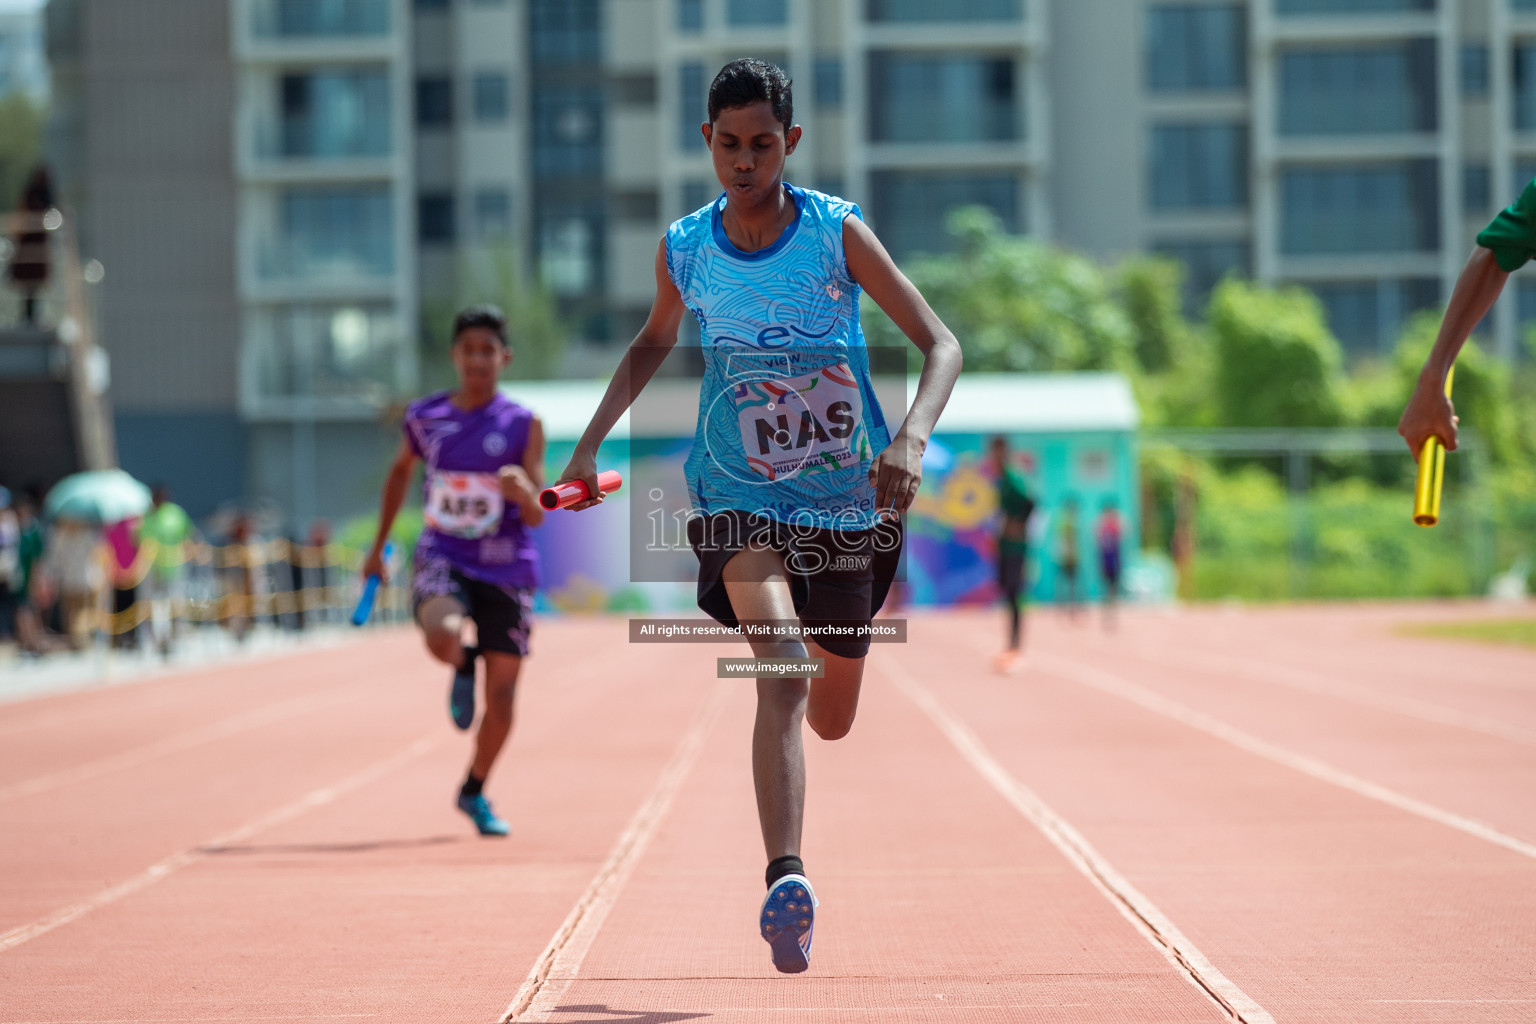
top-left (544, 1006), bottom-right (710, 1023)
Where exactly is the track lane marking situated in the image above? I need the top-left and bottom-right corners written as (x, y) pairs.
top-left (882, 656), bottom-right (1274, 1024)
top-left (500, 681), bottom-right (730, 1024)
top-left (1036, 653), bottom-right (1536, 862)
top-left (0, 734), bottom-right (439, 954)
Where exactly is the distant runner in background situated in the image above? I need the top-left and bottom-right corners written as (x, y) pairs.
top-left (1096, 499), bottom-right (1124, 631)
top-left (988, 436), bottom-right (1035, 674)
top-left (139, 486), bottom-right (194, 657)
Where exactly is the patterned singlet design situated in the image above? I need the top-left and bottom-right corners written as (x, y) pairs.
top-left (666, 184), bottom-right (891, 532)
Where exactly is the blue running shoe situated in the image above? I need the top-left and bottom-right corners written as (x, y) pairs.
top-left (449, 646), bottom-right (478, 730)
top-left (759, 873), bottom-right (816, 973)
top-left (456, 793), bottom-right (509, 836)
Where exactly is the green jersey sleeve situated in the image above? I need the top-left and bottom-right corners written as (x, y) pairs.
top-left (1477, 177), bottom-right (1536, 272)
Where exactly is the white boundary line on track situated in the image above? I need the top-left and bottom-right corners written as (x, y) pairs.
top-left (0, 733), bottom-right (440, 955)
top-left (882, 656), bottom-right (1275, 1024)
top-left (0, 689), bottom-right (362, 805)
top-left (500, 681), bottom-right (729, 1024)
top-left (1122, 643), bottom-right (1536, 747)
top-left (1036, 653), bottom-right (1536, 862)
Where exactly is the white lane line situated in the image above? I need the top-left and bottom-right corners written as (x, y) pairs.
top-left (501, 681), bottom-right (729, 1024)
top-left (882, 656), bottom-right (1274, 1024)
top-left (1123, 643), bottom-right (1536, 747)
top-left (0, 689), bottom-right (361, 805)
top-left (1036, 653), bottom-right (1536, 862)
top-left (0, 734), bottom-right (439, 955)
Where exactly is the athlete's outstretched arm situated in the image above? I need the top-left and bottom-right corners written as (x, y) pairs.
top-left (499, 414), bottom-right (547, 528)
top-left (1399, 246), bottom-right (1507, 457)
top-left (844, 216), bottom-right (963, 515)
top-left (363, 438), bottom-right (418, 579)
top-left (558, 239), bottom-right (688, 510)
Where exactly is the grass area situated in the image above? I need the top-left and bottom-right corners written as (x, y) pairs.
top-left (1397, 618), bottom-right (1536, 649)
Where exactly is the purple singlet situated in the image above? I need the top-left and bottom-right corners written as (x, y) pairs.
top-left (403, 390), bottom-right (540, 589)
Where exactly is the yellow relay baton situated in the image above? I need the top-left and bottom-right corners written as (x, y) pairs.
top-left (1412, 365), bottom-right (1455, 527)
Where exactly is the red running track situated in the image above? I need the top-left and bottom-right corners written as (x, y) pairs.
top-left (1, 604), bottom-right (1532, 1023)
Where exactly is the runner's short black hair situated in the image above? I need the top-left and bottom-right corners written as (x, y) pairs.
top-left (452, 304), bottom-right (508, 346)
top-left (708, 58), bottom-right (793, 134)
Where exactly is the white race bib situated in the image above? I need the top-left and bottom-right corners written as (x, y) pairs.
top-left (425, 471), bottom-right (504, 538)
top-left (735, 363), bottom-right (863, 481)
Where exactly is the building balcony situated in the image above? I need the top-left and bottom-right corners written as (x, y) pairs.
top-left (863, 140), bottom-right (1041, 170)
top-left (235, 0), bottom-right (400, 63)
top-left (1264, 13), bottom-right (1441, 44)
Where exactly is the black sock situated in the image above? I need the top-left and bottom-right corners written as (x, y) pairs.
top-left (459, 644), bottom-right (479, 673)
top-left (766, 854), bottom-right (804, 889)
top-left (460, 772), bottom-right (484, 797)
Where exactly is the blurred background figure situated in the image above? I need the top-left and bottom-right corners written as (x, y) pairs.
top-left (0, 487), bottom-right (18, 644)
top-left (7, 165), bottom-right (53, 324)
top-left (139, 485), bottom-right (193, 657)
top-left (1056, 497), bottom-right (1082, 620)
top-left (989, 435), bottom-right (1036, 674)
top-left (1096, 499), bottom-right (1124, 630)
top-left (104, 512), bottom-right (149, 650)
top-left (220, 512), bottom-right (257, 642)
top-left (304, 518), bottom-right (333, 628)
top-left (11, 489), bottom-right (55, 656)
top-left (38, 516), bottom-right (106, 650)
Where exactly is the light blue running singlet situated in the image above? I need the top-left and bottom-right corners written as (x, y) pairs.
top-left (666, 184), bottom-right (892, 532)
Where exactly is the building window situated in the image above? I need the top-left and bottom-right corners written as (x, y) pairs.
top-left (678, 0), bottom-right (704, 31)
top-left (1276, 0), bottom-right (1433, 13)
top-left (1279, 42), bottom-right (1437, 135)
top-left (1149, 123), bottom-right (1248, 209)
top-left (530, 0), bottom-right (601, 65)
top-left (870, 171), bottom-right (1020, 260)
top-left (278, 69), bottom-right (391, 158)
top-left (473, 71), bottom-right (510, 122)
top-left (1464, 165), bottom-right (1491, 213)
top-left (474, 188), bottom-right (512, 239)
top-left (1514, 44), bottom-right (1536, 129)
top-left (1152, 239), bottom-right (1249, 315)
top-left (416, 76), bottom-right (454, 127)
top-left (728, 0), bottom-right (787, 25)
top-left (1463, 43), bottom-right (1490, 97)
top-left (533, 86), bottom-right (603, 177)
top-left (1147, 5), bottom-right (1246, 92)
top-left (869, 53), bottom-right (1019, 143)
top-left (868, 0), bottom-right (1022, 22)
top-left (415, 0), bottom-right (449, 9)
top-left (252, 304), bottom-right (402, 401)
top-left (1310, 278), bottom-right (1440, 356)
top-left (538, 207), bottom-right (602, 296)
top-left (815, 58), bottom-right (844, 107)
top-left (1281, 162), bottom-right (1440, 255)
top-left (819, 177), bottom-right (847, 200)
top-left (681, 180), bottom-right (717, 215)
top-left (269, 0), bottom-right (391, 36)
top-left (268, 185), bottom-right (395, 280)
top-left (419, 193), bottom-right (456, 243)
top-left (679, 62), bottom-right (706, 150)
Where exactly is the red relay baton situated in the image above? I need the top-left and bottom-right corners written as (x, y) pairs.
top-left (540, 470), bottom-right (623, 510)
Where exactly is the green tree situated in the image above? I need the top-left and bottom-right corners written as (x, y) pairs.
top-left (0, 93), bottom-right (44, 211)
top-left (862, 206), bottom-right (1138, 375)
top-left (1208, 278), bottom-right (1346, 428)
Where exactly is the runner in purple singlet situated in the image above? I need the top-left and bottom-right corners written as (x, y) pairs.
top-left (363, 306), bottom-right (546, 836)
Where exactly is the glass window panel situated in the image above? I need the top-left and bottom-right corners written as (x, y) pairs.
top-left (1279, 42), bottom-right (1437, 135)
top-left (1147, 5), bottom-right (1246, 91)
top-left (537, 202), bottom-right (604, 296)
top-left (1464, 165), bottom-right (1491, 213)
top-left (418, 193), bottom-right (456, 243)
top-left (868, 0), bottom-right (1022, 22)
top-left (815, 58), bottom-right (844, 107)
top-left (269, 185), bottom-right (395, 280)
top-left (1514, 44), bottom-right (1536, 129)
top-left (533, 86), bottom-right (603, 177)
top-left (1280, 162), bottom-right (1440, 254)
top-left (870, 171), bottom-right (1020, 260)
top-left (416, 76), bottom-right (453, 127)
top-left (678, 0), bottom-right (704, 31)
top-left (473, 72), bottom-right (510, 122)
top-left (530, 0), bottom-right (600, 65)
top-left (267, 0), bottom-right (391, 37)
top-left (1149, 123), bottom-right (1248, 209)
top-left (1309, 278), bottom-right (1440, 356)
top-left (278, 69), bottom-right (391, 158)
top-left (254, 303), bottom-right (402, 401)
top-left (679, 62), bottom-right (706, 150)
top-left (474, 189), bottom-right (512, 239)
top-left (728, 0), bottom-right (787, 26)
top-left (869, 52), bottom-right (1018, 143)
top-left (1276, 0), bottom-right (1433, 13)
top-left (1463, 43), bottom-right (1490, 96)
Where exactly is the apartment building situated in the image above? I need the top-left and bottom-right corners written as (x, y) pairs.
top-left (43, 0), bottom-right (1535, 522)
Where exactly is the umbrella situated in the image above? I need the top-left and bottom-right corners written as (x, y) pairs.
top-left (43, 469), bottom-right (152, 524)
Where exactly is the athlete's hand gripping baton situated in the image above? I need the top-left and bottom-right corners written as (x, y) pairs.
top-left (540, 470), bottom-right (623, 511)
top-left (352, 541), bottom-right (394, 626)
top-left (1412, 367), bottom-right (1455, 528)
